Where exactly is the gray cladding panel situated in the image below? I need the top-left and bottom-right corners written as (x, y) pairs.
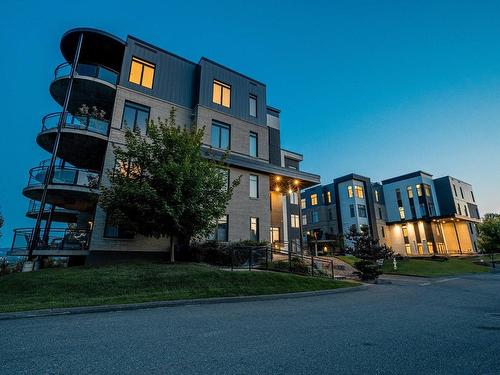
top-left (120, 38), bottom-right (198, 108)
top-left (268, 127), bottom-right (281, 166)
top-left (198, 59), bottom-right (267, 126)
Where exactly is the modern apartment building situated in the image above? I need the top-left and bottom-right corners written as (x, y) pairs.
top-left (10, 28), bottom-right (319, 263)
top-left (302, 171), bottom-right (480, 257)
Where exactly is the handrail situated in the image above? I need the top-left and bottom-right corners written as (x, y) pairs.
top-left (27, 165), bottom-right (100, 189)
top-left (11, 227), bottom-right (90, 252)
top-left (54, 62), bottom-right (119, 85)
top-left (41, 112), bottom-right (110, 136)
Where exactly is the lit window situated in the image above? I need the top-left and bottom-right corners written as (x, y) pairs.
top-left (122, 101), bottom-right (150, 134)
top-left (270, 227), bottom-right (280, 244)
top-left (290, 192), bottom-right (298, 205)
top-left (326, 191), bottom-right (332, 204)
top-left (249, 94), bottom-right (257, 117)
top-left (355, 185), bottom-right (364, 199)
top-left (291, 214), bottom-right (300, 228)
top-left (213, 80), bottom-right (231, 108)
top-left (311, 194), bottom-right (318, 206)
top-left (374, 190), bottom-right (379, 202)
top-left (211, 121), bottom-right (230, 149)
top-left (301, 198), bottom-right (306, 209)
top-left (406, 186), bottom-right (413, 199)
top-left (302, 214), bottom-right (307, 225)
top-left (405, 244), bottom-right (411, 255)
top-left (250, 217), bottom-right (259, 241)
top-left (402, 225), bottom-right (408, 237)
top-left (424, 185), bottom-right (431, 197)
top-left (399, 207), bottom-right (405, 220)
top-left (312, 211), bottom-right (319, 223)
top-left (350, 204), bottom-right (355, 218)
top-left (249, 175), bottom-right (258, 198)
top-left (348, 186), bottom-right (353, 198)
top-left (428, 242), bottom-right (434, 254)
top-left (416, 184), bottom-right (423, 197)
top-left (129, 57), bottom-right (155, 89)
top-left (249, 132), bottom-right (258, 157)
top-left (358, 204), bottom-right (367, 218)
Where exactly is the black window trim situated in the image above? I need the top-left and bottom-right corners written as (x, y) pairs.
top-left (121, 100), bottom-right (151, 133)
top-left (129, 56), bottom-right (156, 89)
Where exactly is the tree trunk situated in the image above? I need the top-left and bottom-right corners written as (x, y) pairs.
top-left (170, 236), bottom-right (175, 263)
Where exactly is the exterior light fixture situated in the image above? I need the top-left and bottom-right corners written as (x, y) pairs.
top-left (293, 179), bottom-right (299, 185)
top-left (275, 176), bottom-right (281, 181)
top-left (288, 189), bottom-right (293, 195)
top-left (275, 186), bottom-right (280, 192)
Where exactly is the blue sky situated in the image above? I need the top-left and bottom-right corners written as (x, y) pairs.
top-left (1, 0), bottom-right (499, 246)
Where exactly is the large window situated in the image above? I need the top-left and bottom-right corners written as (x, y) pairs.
top-left (103, 215), bottom-right (134, 239)
top-left (249, 174), bottom-right (259, 198)
top-left (122, 101), bottom-right (150, 134)
top-left (291, 214), bottom-right (300, 228)
top-left (213, 80), bottom-right (231, 108)
top-left (311, 194), bottom-right (318, 206)
top-left (250, 217), bottom-right (259, 241)
top-left (249, 132), bottom-right (258, 157)
top-left (290, 192), bottom-right (299, 205)
top-left (210, 215), bottom-right (228, 242)
top-left (211, 121), bottom-right (230, 149)
top-left (129, 57), bottom-right (155, 89)
top-left (355, 185), bottom-right (364, 199)
top-left (347, 186), bottom-right (353, 198)
top-left (358, 204), bottom-right (367, 218)
top-left (249, 94), bottom-right (257, 117)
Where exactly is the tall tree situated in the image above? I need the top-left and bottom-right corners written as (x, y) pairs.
top-left (99, 108), bottom-right (240, 262)
top-left (477, 213), bottom-right (500, 268)
top-left (346, 225), bottom-right (394, 280)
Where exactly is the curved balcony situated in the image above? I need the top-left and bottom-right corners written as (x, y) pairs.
top-left (22, 165), bottom-right (100, 212)
top-left (50, 62), bottom-right (118, 115)
top-left (26, 200), bottom-right (79, 223)
top-left (10, 227), bottom-right (90, 256)
top-left (36, 112), bottom-right (109, 170)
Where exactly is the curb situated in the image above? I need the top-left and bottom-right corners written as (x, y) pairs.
top-left (0, 285), bottom-right (368, 321)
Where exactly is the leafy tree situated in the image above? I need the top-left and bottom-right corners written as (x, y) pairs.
top-left (477, 213), bottom-right (500, 268)
top-left (99, 108), bottom-right (240, 262)
top-left (345, 225), bottom-right (394, 280)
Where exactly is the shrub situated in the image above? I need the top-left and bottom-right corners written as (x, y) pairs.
top-left (353, 260), bottom-right (382, 281)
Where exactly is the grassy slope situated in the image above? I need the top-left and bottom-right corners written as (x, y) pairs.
top-left (0, 262), bottom-right (357, 313)
top-left (382, 257), bottom-right (489, 277)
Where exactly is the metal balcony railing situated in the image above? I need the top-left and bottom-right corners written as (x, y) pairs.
top-left (54, 62), bottom-right (119, 85)
top-left (42, 112), bottom-right (110, 136)
top-left (27, 165), bottom-right (100, 190)
top-left (11, 228), bottom-right (90, 253)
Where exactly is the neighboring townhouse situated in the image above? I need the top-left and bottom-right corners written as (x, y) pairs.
top-left (302, 171), bottom-right (480, 257)
top-left (10, 28), bottom-right (319, 264)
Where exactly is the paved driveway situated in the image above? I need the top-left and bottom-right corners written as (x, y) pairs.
top-left (1, 273), bottom-right (499, 374)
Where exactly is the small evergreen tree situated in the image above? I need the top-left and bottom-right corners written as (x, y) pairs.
top-left (346, 225), bottom-right (393, 280)
top-left (99, 108), bottom-right (241, 262)
top-left (477, 213), bottom-right (500, 269)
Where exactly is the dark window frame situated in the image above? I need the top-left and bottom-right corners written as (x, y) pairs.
top-left (250, 217), bottom-right (259, 241)
top-left (211, 121), bottom-right (231, 150)
top-left (121, 101), bottom-right (151, 134)
top-left (213, 79), bottom-right (231, 108)
top-left (129, 56), bottom-right (156, 89)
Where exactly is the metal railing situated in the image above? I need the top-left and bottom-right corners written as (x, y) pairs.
top-left (42, 112), bottom-right (110, 136)
top-left (54, 62), bottom-right (119, 85)
top-left (27, 165), bottom-right (100, 189)
top-left (11, 228), bottom-right (90, 253)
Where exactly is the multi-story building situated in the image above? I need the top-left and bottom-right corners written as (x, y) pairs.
top-left (302, 171), bottom-right (480, 257)
top-left (10, 28), bottom-right (319, 264)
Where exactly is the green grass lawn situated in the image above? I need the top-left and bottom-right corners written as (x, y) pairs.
top-left (0, 262), bottom-right (358, 313)
top-left (381, 257), bottom-right (490, 277)
top-left (336, 255), bottom-right (360, 267)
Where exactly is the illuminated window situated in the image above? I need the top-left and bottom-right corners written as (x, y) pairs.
top-left (405, 244), bottom-right (411, 255)
top-left (374, 190), bottom-right (379, 202)
top-left (424, 184), bottom-right (431, 197)
top-left (270, 227), bottom-right (280, 244)
top-left (399, 207), bottom-right (405, 220)
top-left (211, 121), bottom-right (230, 149)
top-left (129, 57), bottom-right (155, 89)
top-left (249, 132), bottom-right (258, 157)
top-left (290, 192), bottom-right (298, 205)
top-left (416, 184), bottom-right (423, 197)
top-left (347, 186), bottom-right (353, 198)
top-left (417, 244), bottom-right (423, 255)
top-left (291, 214), bottom-right (300, 228)
top-left (311, 194), bottom-right (318, 206)
top-left (406, 186), bottom-right (413, 199)
top-left (301, 198), bottom-right (306, 209)
top-left (326, 191), bottom-right (332, 204)
top-left (355, 185), bottom-right (364, 199)
top-left (428, 242), bottom-right (434, 254)
top-left (249, 175), bottom-right (258, 198)
top-left (213, 80), bottom-right (231, 108)
top-left (402, 225), bottom-right (408, 237)
top-left (249, 94), bottom-right (257, 117)
top-left (250, 217), bottom-right (259, 241)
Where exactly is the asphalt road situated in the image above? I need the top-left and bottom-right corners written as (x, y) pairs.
top-left (1, 273), bottom-right (499, 375)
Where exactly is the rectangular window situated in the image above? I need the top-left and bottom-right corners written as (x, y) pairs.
top-left (211, 121), bottom-right (230, 149)
top-left (103, 215), bottom-right (134, 239)
top-left (291, 214), bottom-right (300, 228)
top-left (302, 214), bottom-right (307, 226)
top-left (399, 207), bottom-right (405, 220)
top-left (121, 101), bottom-right (150, 134)
top-left (249, 94), bottom-right (257, 117)
top-left (406, 186), bottom-right (413, 199)
top-left (290, 192), bottom-right (298, 205)
top-left (416, 184), bottom-right (423, 197)
top-left (249, 174), bottom-right (259, 198)
top-left (249, 132), bottom-right (258, 157)
top-left (453, 184), bottom-right (458, 197)
top-left (402, 225), bottom-right (409, 238)
top-left (428, 242), bottom-right (434, 254)
top-left (270, 227), bottom-right (280, 244)
top-left (311, 194), bottom-right (318, 206)
top-left (350, 204), bottom-right (356, 218)
top-left (378, 207), bottom-right (383, 220)
top-left (301, 198), bottom-right (306, 209)
top-left (457, 203), bottom-right (462, 215)
top-left (405, 244), bottom-right (411, 255)
top-left (424, 184), bottom-right (431, 197)
top-left (213, 80), bottom-right (231, 108)
top-left (348, 186), bottom-right (353, 198)
top-left (326, 191), bottom-right (332, 204)
top-left (381, 226), bottom-right (385, 238)
top-left (358, 204), bottom-right (367, 218)
top-left (312, 211), bottom-right (319, 223)
top-left (374, 190), bottom-right (379, 202)
top-left (129, 57), bottom-right (155, 89)
top-left (355, 185), bottom-right (364, 199)
top-left (459, 186), bottom-right (464, 199)
top-left (464, 205), bottom-right (468, 217)
top-left (211, 215), bottom-right (229, 242)
top-left (250, 217), bottom-right (259, 241)
top-left (471, 191), bottom-right (475, 202)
